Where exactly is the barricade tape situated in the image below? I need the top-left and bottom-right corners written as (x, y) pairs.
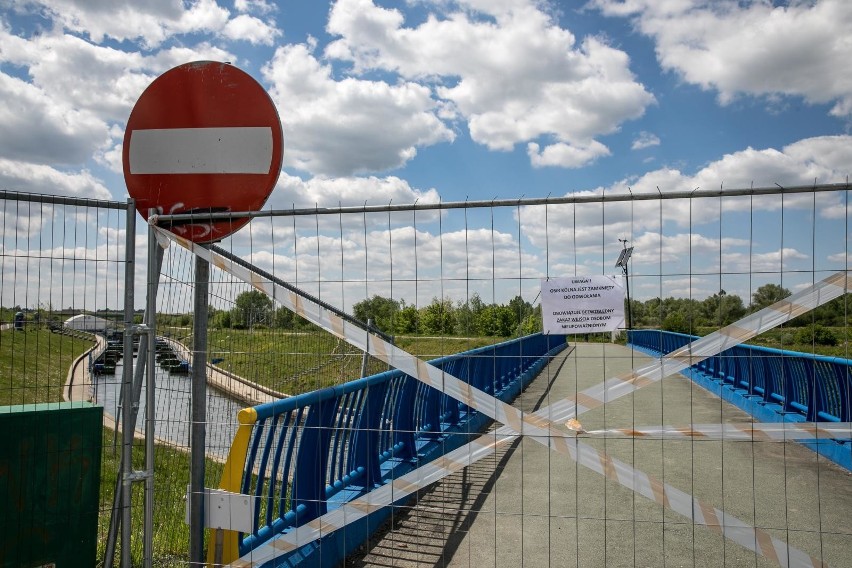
top-left (229, 429), bottom-right (826, 568)
top-left (154, 227), bottom-right (850, 453)
top-left (153, 229), bottom-right (844, 568)
top-left (565, 420), bottom-right (852, 441)
top-left (524, 270), bottom-right (851, 423)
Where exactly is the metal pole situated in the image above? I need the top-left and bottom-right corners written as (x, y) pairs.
top-left (189, 255), bottom-right (210, 566)
top-left (121, 199), bottom-right (136, 567)
top-left (144, 221), bottom-right (164, 567)
top-left (624, 264), bottom-right (632, 330)
top-left (106, 217), bottom-right (164, 568)
top-left (152, 182), bottom-right (852, 223)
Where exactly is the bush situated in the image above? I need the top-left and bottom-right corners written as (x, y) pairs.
top-left (795, 324), bottom-right (838, 346)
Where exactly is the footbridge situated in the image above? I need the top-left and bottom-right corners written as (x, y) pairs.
top-left (148, 228), bottom-right (852, 568)
top-left (210, 333), bottom-right (852, 568)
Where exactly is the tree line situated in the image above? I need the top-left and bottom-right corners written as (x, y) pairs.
top-left (628, 283), bottom-right (848, 345)
top-left (157, 282), bottom-right (848, 344)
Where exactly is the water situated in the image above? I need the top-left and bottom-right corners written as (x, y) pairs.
top-left (92, 356), bottom-right (247, 459)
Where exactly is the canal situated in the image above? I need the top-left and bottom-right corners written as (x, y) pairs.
top-left (92, 356), bottom-right (246, 460)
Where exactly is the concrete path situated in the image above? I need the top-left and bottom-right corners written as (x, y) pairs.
top-left (348, 343), bottom-right (852, 568)
top-left (63, 331), bottom-right (104, 403)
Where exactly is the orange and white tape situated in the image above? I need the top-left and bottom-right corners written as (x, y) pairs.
top-left (528, 270), bottom-right (851, 423)
top-left (154, 227), bottom-right (850, 453)
top-left (155, 228), bottom-right (572, 446)
top-left (566, 421), bottom-right (852, 441)
top-left (154, 228), bottom-right (844, 568)
top-left (230, 428), bottom-right (827, 568)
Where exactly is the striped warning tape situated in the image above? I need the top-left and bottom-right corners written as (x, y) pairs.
top-left (154, 227), bottom-right (851, 452)
top-left (523, 270), bottom-right (851, 422)
top-left (565, 421), bottom-right (852, 441)
top-left (153, 229), bottom-right (844, 568)
top-left (229, 428), bottom-right (827, 568)
top-left (155, 228), bottom-right (574, 445)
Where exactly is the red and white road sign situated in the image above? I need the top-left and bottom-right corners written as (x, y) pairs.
top-left (123, 61), bottom-right (283, 243)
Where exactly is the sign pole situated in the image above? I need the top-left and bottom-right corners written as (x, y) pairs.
top-left (122, 61), bottom-right (283, 564)
top-left (189, 255), bottom-right (210, 566)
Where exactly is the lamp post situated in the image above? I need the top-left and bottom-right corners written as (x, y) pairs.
top-left (615, 239), bottom-right (634, 329)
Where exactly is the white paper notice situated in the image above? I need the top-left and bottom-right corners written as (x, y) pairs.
top-left (540, 275), bottom-right (625, 334)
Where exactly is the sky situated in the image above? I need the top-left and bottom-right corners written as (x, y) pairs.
top-left (1, 0), bottom-right (851, 310)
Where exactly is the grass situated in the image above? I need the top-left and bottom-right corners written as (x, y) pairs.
top-left (204, 328), bottom-right (363, 394)
top-left (0, 325), bottom-right (223, 566)
top-left (193, 328), bottom-right (509, 396)
top-left (695, 326), bottom-right (851, 358)
top-left (394, 335), bottom-right (505, 358)
top-left (97, 430), bottom-right (225, 567)
top-left (0, 327), bottom-right (93, 406)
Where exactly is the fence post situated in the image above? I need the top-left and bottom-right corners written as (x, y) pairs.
top-left (190, 255), bottom-right (210, 566)
top-left (121, 199), bottom-right (136, 567)
top-left (144, 216), bottom-right (164, 567)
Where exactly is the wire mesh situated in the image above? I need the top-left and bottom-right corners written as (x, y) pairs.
top-left (150, 185), bottom-right (851, 567)
top-left (1, 184), bottom-right (851, 567)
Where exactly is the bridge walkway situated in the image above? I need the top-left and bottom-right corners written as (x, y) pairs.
top-left (348, 343), bottom-right (852, 567)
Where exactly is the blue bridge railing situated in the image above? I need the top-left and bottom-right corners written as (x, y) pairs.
top-left (628, 329), bottom-right (851, 469)
top-left (210, 333), bottom-right (567, 566)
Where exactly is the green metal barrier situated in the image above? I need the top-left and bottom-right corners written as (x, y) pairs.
top-left (0, 402), bottom-right (102, 568)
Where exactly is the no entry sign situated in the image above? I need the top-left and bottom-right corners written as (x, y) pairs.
top-left (123, 61), bottom-right (283, 243)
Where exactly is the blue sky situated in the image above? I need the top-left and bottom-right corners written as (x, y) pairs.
top-left (1, 0), bottom-right (851, 308)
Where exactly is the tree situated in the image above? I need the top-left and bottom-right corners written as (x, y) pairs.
top-left (395, 303), bottom-right (419, 334)
top-left (454, 293), bottom-right (485, 336)
top-left (274, 306), bottom-right (295, 329)
top-left (663, 312), bottom-right (691, 334)
top-left (233, 290), bottom-right (273, 329)
top-left (517, 305), bottom-right (542, 336)
top-left (477, 304), bottom-right (516, 337)
top-left (701, 290), bottom-right (745, 327)
top-left (750, 284), bottom-right (790, 311)
top-left (210, 309), bottom-right (231, 329)
top-left (420, 297), bottom-right (456, 335)
top-left (507, 295), bottom-right (533, 328)
top-left (352, 295), bottom-right (400, 334)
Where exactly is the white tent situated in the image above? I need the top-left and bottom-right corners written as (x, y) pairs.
top-left (64, 314), bottom-right (112, 332)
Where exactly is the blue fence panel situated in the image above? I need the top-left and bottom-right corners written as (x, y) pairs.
top-left (628, 329), bottom-right (852, 470)
top-left (231, 333), bottom-right (567, 564)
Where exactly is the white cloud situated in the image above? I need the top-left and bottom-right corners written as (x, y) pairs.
top-left (7, 0), bottom-right (277, 49)
top-left (592, 0), bottom-right (852, 117)
top-left (527, 140), bottom-right (611, 168)
top-left (596, 135), bottom-right (852, 221)
top-left (234, 0), bottom-right (276, 15)
top-left (518, 135), bottom-right (852, 262)
top-left (231, 222), bottom-right (543, 309)
top-left (0, 72), bottom-right (106, 165)
top-left (269, 171), bottom-right (441, 209)
top-left (0, 23), bottom-right (236, 181)
top-left (222, 14), bottom-right (281, 46)
top-left (262, 43), bottom-right (454, 176)
top-left (631, 131), bottom-right (660, 150)
top-left (325, 0), bottom-right (655, 166)
top-left (0, 158), bottom-right (112, 199)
